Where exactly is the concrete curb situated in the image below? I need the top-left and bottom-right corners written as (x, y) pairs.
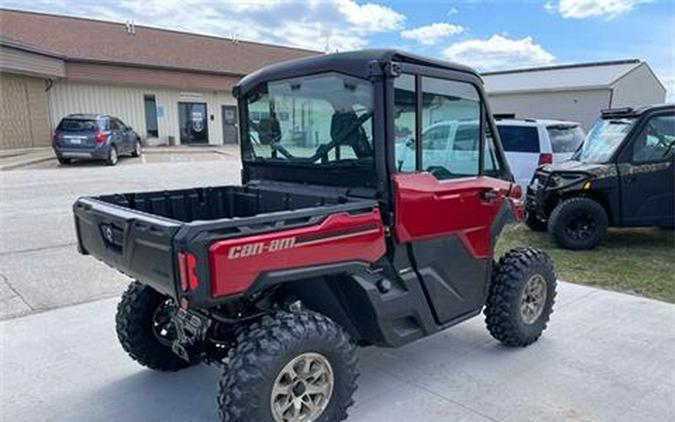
top-left (0, 155), bottom-right (55, 171)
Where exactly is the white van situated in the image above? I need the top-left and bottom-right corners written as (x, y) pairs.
top-left (496, 119), bottom-right (585, 190)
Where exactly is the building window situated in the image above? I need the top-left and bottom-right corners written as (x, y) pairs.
top-left (144, 94), bottom-right (159, 137)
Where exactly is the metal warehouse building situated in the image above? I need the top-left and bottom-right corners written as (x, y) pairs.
top-left (482, 60), bottom-right (667, 130)
top-left (0, 9), bottom-right (316, 150)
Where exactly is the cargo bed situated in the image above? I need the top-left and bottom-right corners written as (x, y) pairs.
top-left (73, 183), bottom-right (378, 303)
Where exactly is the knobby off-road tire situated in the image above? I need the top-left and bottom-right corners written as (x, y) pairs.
top-left (116, 282), bottom-right (194, 371)
top-left (484, 247), bottom-right (557, 347)
top-left (524, 211), bottom-right (547, 232)
top-left (548, 197), bottom-right (608, 250)
top-left (218, 310), bottom-right (358, 422)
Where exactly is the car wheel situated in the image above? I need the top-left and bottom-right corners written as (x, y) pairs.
top-left (106, 145), bottom-right (118, 166)
top-left (548, 197), bottom-right (608, 250)
top-left (218, 309), bottom-right (358, 422)
top-left (131, 140), bottom-right (142, 157)
top-left (484, 247), bottom-right (557, 347)
top-left (56, 156), bottom-right (72, 165)
top-left (524, 212), bottom-right (547, 232)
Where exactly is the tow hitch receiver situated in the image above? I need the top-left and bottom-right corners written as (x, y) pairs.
top-left (171, 308), bottom-right (211, 362)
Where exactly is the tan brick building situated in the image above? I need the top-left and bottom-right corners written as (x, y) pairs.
top-left (0, 9), bottom-right (317, 149)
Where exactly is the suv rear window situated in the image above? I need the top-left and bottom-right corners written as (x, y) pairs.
top-left (496, 125), bottom-right (539, 153)
top-left (57, 119), bottom-right (99, 132)
top-left (548, 125), bottom-right (584, 153)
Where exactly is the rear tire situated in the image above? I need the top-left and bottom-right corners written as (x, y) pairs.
top-left (56, 156), bottom-right (71, 165)
top-left (524, 212), bottom-right (547, 232)
top-left (484, 247), bottom-right (556, 347)
top-left (131, 140), bottom-right (142, 157)
top-left (218, 309), bottom-right (358, 422)
top-left (548, 197), bottom-right (607, 250)
top-left (116, 282), bottom-right (195, 371)
top-left (106, 145), bottom-right (118, 166)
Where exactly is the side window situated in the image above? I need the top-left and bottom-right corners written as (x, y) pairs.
top-left (632, 114), bottom-right (675, 162)
top-left (496, 125), bottom-right (540, 153)
top-left (483, 123), bottom-right (503, 176)
top-left (394, 74), bottom-right (417, 172)
top-left (109, 119), bottom-right (120, 131)
top-left (421, 77), bottom-right (481, 179)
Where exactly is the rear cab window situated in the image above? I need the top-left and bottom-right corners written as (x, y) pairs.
top-left (547, 125), bottom-right (584, 153)
top-left (496, 125), bottom-right (540, 153)
top-left (57, 119), bottom-right (99, 132)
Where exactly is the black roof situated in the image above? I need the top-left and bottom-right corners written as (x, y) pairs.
top-left (233, 49), bottom-right (479, 97)
top-left (601, 103), bottom-right (674, 118)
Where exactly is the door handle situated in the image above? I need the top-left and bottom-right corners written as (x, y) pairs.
top-left (480, 188), bottom-right (499, 202)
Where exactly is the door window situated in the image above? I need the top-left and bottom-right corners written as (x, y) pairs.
top-left (632, 114), bottom-right (675, 162)
top-left (144, 95), bottom-right (159, 137)
top-left (109, 119), bottom-right (120, 131)
top-left (393, 74), bottom-right (417, 172)
top-left (421, 77), bottom-right (481, 179)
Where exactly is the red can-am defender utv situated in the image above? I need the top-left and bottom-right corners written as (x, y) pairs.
top-left (74, 50), bottom-right (557, 422)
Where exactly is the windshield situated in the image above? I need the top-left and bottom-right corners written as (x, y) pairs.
top-left (573, 117), bottom-right (635, 163)
top-left (548, 125), bottom-right (584, 153)
top-left (243, 73), bottom-right (374, 167)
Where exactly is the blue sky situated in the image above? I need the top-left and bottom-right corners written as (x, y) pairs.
top-left (4, 0), bottom-right (674, 99)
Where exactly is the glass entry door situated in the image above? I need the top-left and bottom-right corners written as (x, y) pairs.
top-left (179, 102), bottom-right (208, 144)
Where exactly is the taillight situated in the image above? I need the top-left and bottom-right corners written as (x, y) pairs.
top-left (178, 252), bottom-right (199, 292)
top-left (95, 132), bottom-right (108, 144)
top-left (538, 153), bottom-right (553, 165)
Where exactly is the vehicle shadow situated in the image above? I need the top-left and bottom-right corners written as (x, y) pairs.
top-left (70, 365), bottom-right (221, 422)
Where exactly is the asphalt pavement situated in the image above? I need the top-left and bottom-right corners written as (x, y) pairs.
top-left (0, 153), bottom-right (240, 320)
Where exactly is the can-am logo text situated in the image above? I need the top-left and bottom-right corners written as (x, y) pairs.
top-left (227, 237), bottom-right (297, 259)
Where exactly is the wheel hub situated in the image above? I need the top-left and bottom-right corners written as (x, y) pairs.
top-left (520, 274), bottom-right (547, 324)
top-left (271, 352), bottom-right (334, 422)
top-left (151, 299), bottom-right (178, 347)
top-left (565, 213), bottom-right (596, 240)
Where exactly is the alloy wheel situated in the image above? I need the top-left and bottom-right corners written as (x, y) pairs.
top-left (520, 274), bottom-right (547, 324)
top-left (270, 352), bottom-right (334, 422)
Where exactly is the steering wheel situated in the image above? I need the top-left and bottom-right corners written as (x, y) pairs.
top-left (426, 166), bottom-right (454, 179)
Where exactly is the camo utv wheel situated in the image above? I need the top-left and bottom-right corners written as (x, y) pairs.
top-left (116, 282), bottom-right (195, 371)
top-left (524, 212), bottom-right (547, 232)
top-left (218, 310), bottom-right (358, 422)
top-left (548, 197), bottom-right (608, 250)
top-left (484, 248), bottom-right (556, 347)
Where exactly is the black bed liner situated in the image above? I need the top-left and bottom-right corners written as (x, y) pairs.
top-left (73, 183), bottom-right (377, 302)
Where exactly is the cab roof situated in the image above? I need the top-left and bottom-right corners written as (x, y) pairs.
top-left (233, 49), bottom-right (479, 97)
top-left (601, 103), bottom-right (674, 118)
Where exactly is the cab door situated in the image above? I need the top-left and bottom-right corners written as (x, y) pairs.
top-left (618, 112), bottom-right (675, 226)
top-left (391, 72), bottom-right (515, 325)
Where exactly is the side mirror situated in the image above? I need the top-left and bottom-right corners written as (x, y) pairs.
top-left (405, 138), bottom-right (415, 149)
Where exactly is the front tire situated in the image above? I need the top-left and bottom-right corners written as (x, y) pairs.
top-left (524, 212), bottom-right (547, 232)
top-left (484, 247), bottom-right (556, 347)
top-left (218, 310), bottom-right (358, 422)
top-left (548, 197), bottom-right (608, 250)
top-left (116, 282), bottom-right (195, 371)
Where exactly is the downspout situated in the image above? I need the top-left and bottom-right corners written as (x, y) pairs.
top-left (45, 78), bottom-right (55, 139)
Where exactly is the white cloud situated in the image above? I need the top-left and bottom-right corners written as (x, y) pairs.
top-left (443, 35), bottom-right (555, 71)
top-left (401, 23), bottom-right (465, 45)
top-left (3, 0), bottom-right (406, 52)
top-left (448, 7), bottom-right (459, 16)
top-left (547, 0), bottom-right (654, 19)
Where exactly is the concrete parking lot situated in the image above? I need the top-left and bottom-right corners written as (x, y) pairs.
top-left (0, 152), bottom-right (240, 320)
top-left (1, 154), bottom-right (674, 422)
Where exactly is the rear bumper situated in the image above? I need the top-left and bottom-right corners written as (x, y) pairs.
top-left (55, 147), bottom-right (109, 160)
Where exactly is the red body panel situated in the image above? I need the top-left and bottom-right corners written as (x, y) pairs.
top-left (393, 173), bottom-right (515, 258)
top-left (208, 209), bottom-right (386, 298)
